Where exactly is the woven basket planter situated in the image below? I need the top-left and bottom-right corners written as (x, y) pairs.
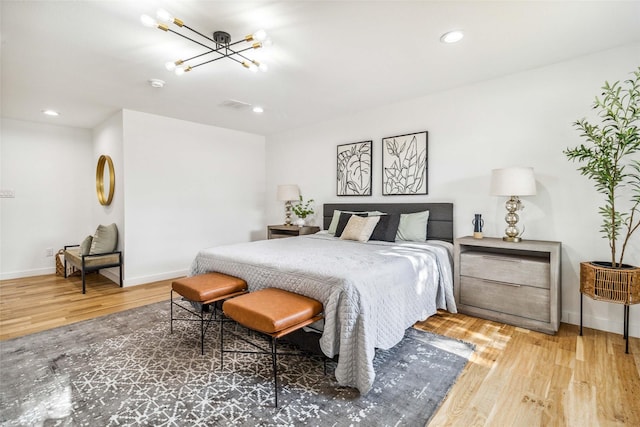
top-left (580, 261), bottom-right (640, 305)
top-left (55, 249), bottom-right (79, 277)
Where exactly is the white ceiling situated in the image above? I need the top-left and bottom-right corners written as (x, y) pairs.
top-left (2, 1), bottom-right (640, 136)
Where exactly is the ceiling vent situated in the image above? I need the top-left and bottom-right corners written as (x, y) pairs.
top-left (220, 99), bottom-right (252, 110)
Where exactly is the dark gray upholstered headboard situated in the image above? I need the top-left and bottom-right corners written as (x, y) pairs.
top-left (323, 203), bottom-right (454, 243)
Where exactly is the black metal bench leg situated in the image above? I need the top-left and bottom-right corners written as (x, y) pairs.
top-left (200, 305), bottom-right (205, 355)
top-left (170, 290), bottom-right (174, 334)
top-left (220, 315), bottom-right (225, 369)
top-left (272, 337), bottom-right (279, 408)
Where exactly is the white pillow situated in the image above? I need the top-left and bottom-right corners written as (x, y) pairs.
top-left (327, 210), bottom-right (343, 234)
top-left (340, 215), bottom-right (380, 242)
top-left (396, 210), bottom-right (430, 241)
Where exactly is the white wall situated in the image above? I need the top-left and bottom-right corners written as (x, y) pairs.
top-left (0, 118), bottom-right (93, 279)
top-left (0, 111), bottom-right (267, 287)
top-left (265, 43), bottom-right (640, 337)
top-left (92, 111), bottom-right (125, 283)
top-left (121, 110), bottom-right (266, 285)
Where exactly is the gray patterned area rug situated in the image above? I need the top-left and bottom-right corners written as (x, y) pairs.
top-left (0, 301), bottom-right (473, 426)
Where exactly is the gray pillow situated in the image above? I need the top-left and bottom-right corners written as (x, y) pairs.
top-left (79, 235), bottom-right (93, 256)
top-left (89, 223), bottom-right (118, 254)
top-left (396, 210), bottom-right (430, 242)
top-left (369, 213), bottom-right (401, 242)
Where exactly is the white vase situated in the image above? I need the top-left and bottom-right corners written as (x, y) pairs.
top-left (295, 218), bottom-right (306, 227)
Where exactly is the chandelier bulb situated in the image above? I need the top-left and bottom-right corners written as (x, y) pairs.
top-left (156, 9), bottom-right (173, 23)
top-left (165, 59), bottom-right (183, 71)
top-left (156, 9), bottom-right (184, 27)
top-left (175, 65), bottom-right (192, 76)
top-left (253, 29), bottom-right (267, 41)
top-left (242, 61), bottom-right (258, 72)
top-left (252, 60), bottom-right (268, 72)
top-left (140, 14), bottom-right (158, 28)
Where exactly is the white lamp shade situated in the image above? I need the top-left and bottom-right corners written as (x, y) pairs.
top-left (276, 184), bottom-right (300, 201)
top-left (490, 167), bottom-right (537, 196)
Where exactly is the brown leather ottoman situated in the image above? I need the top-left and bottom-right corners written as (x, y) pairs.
top-left (222, 288), bottom-right (324, 407)
top-left (171, 272), bottom-right (247, 355)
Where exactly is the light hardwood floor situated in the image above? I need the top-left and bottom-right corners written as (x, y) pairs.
top-left (1, 274), bottom-right (638, 426)
top-left (0, 273), bottom-right (173, 340)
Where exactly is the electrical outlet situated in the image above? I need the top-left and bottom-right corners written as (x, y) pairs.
top-left (45, 248), bottom-right (54, 257)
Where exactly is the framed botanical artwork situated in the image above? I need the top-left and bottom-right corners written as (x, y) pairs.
top-left (337, 140), bottom-right (372, 196)
top-left (382, 131), bottom-right (428, 195)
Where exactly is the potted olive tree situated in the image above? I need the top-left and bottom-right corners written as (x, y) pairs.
top-left (564, 67), bottom-right (640, 310)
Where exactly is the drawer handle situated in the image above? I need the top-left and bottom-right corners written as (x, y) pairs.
top-left (481, 278), bottom-right (521, 287)
top-left (481, 255), bottom-right (521, 263)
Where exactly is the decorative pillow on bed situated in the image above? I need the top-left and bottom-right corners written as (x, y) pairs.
top-left (396, 210), bottom-right (430, 241)
top-left (79, 235), bottom-right (93, 256)
top-left (327, 210), bottom-right (343, 234)
top-left (335, 212), bottom-right (367, 237)
top-left (369, 212), bottom-right (401, 242)
top-left (328, 210), bottom-right (385, 234)
top-left (340, 215), bottom-right (380, 242)
top-left (89, 223), bottom-right (118, 254)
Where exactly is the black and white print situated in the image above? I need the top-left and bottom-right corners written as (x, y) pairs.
top-left (337, 141), bottom-right (372, 196)
top-left (382, 131), bottom-right (428, 195)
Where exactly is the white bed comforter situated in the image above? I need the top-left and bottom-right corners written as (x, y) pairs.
top-left (189, 234), bottom-right (457, 394)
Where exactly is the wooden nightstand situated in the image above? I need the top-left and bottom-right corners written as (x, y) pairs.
top-left (267, 225), bottom-right (320, 239)
top-left (454, 236), bottom-right (562, 334)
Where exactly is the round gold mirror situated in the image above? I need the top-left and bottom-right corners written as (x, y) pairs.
top-left (96, 155), bottom-right (115, 206)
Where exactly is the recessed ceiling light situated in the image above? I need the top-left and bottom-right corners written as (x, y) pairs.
top-left (440, 30), bottom-right (464, 44)
top-left (148, 79), bottom-right (165, 88)
top-left (252, 106), bottom-right (264, 113)
top-left (42, 109), bottom-right (60, 116)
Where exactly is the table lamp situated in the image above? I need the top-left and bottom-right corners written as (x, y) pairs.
top-left (276, 184), bottom-right (300, 225)
top-left (490, 167), bottom-right (536, 242)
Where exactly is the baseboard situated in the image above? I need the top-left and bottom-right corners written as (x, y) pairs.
top-left (99, 268), bottom-right (120, 285)
top-left (1, 267), bottom-right (187, 288)
top-left (562, 309), bottom-right (639, 339)
top-left (0, 267), bottom-right (56, 281)
top-left (123, 269), bottom-right (188, 287)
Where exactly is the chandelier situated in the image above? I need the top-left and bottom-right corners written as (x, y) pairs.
top-left (140, 9), bottom-right (269, 75)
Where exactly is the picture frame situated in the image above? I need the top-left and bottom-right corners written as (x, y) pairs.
top-left (382, 131), bottom-right (428, 195)
top-left (337, 140), bottom-right (372, 196)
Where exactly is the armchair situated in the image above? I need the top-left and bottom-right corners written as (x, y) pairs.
top-left (64, 223), bottom-right (122, 294)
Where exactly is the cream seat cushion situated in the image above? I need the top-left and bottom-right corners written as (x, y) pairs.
top-left (64, 247), bottom-right (120, 270)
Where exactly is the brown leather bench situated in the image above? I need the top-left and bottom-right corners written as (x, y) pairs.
top-left (221, 287), bottom-right (324, 407)
top-left (171, 272), bottom-right (247, 355)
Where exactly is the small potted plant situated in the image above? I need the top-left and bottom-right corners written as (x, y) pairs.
top-left (291, 196), bottom-right (315, 226)
top-left (564, 67), bottom-right (640, 308)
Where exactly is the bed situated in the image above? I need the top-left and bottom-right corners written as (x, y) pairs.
top-left (189, 202), bottom-right (456, 394)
